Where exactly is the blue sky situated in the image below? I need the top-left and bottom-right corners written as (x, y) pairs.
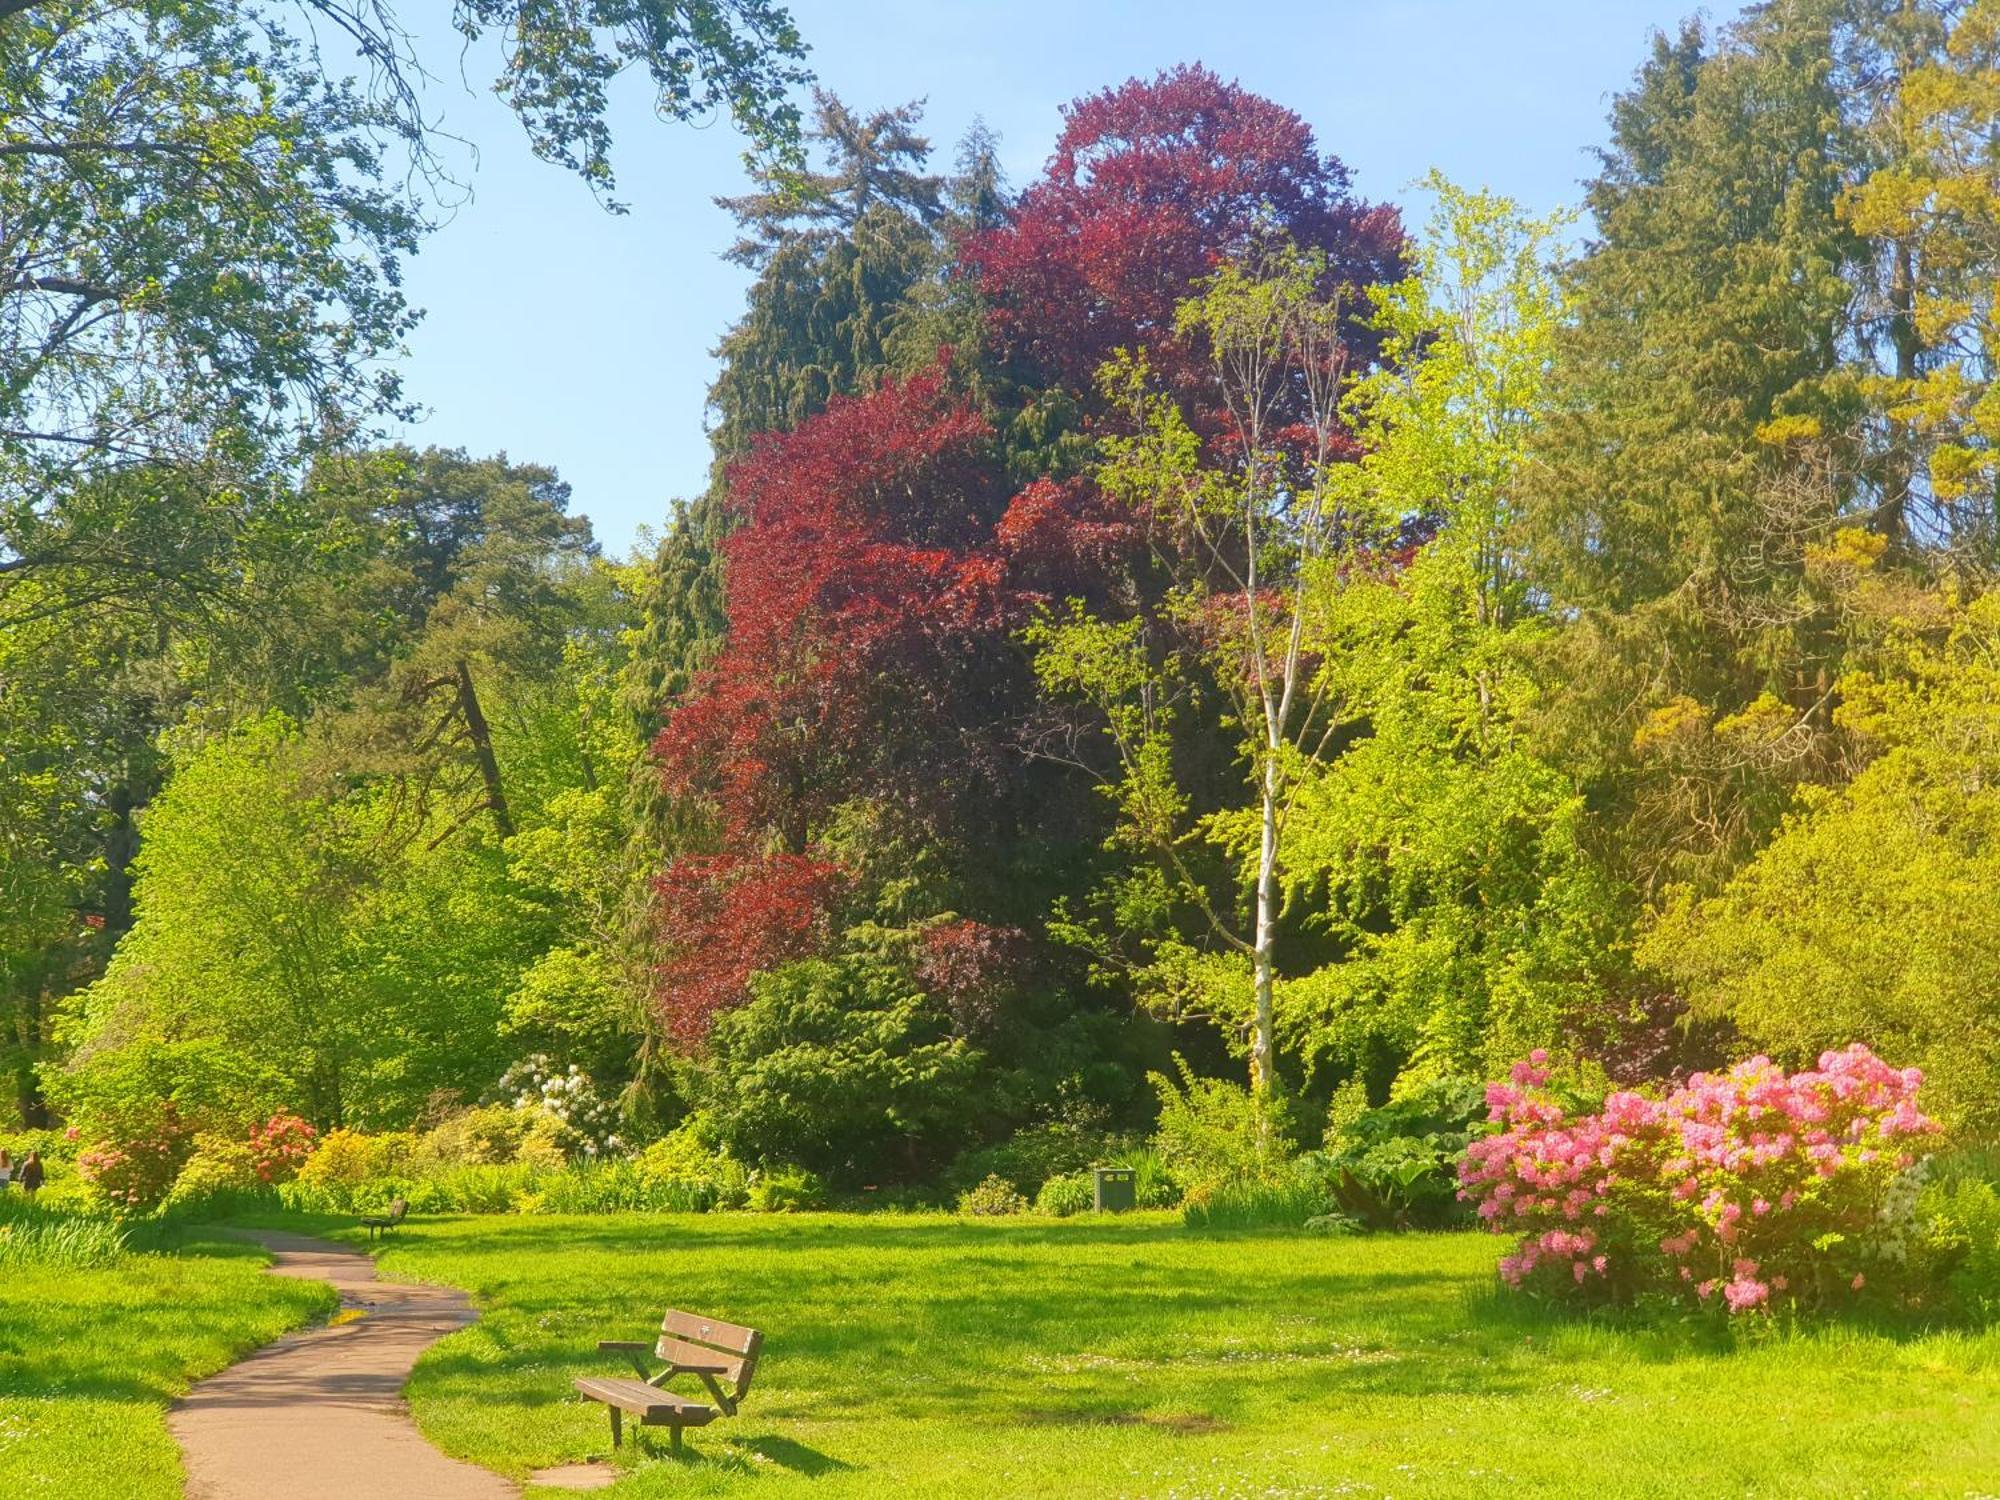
top-left (384, 1), bottom-right (1745, 554)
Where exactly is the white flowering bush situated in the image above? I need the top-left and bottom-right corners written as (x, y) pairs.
top-left (492, 1055), bottom-right (623, 1160)
top-left (1867, 1159), bottom-right (1931, 1268)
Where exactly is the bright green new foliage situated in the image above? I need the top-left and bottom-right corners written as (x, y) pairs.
top-left (1032, 244), bottom-right (1375, 1096)
top-left (1283, 180), bottom-right (1626, 1082)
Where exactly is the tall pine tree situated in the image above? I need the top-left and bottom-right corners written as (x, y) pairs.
top-left (1522, 4), bottom-right (1873, 897)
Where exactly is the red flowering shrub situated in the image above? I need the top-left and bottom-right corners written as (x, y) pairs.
top-left (1459, 1046), bottom-right (1939, 1313)
top-left (248, 1113), bottom-right (318, 1183)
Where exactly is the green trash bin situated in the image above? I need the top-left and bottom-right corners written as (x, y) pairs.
top-left (1093, 1166), bottom-right (1136, 1212)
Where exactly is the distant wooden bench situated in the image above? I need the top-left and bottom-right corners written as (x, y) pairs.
top-left (576, 1310), bottom-right (763, 1454)
top-left (358, 1199), bottom-right (407, 1242)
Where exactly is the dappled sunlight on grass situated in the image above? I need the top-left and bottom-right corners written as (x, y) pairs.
top-left (339, 1212), bottom-right (2000, 1498)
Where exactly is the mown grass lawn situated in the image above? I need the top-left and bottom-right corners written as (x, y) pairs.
top-left (0, 1232), bottom-right (334, 1500)
top-left (294, 1211), bottom-right (2000, 1499)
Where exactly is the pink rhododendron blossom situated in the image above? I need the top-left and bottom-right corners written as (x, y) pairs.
top-left (1724, 1278), bottom-right (1770, 1311)
top-left (1459, 1044), bottom-right (1935, 1315)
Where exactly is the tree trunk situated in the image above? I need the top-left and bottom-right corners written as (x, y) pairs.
top-left (1881, 235), bottom-right (1920, 541)
top-left (11, 984), bottom-right (50, 1128)
top-left (1249, 750), bottom-right (1279, 1099)
top-left (455, 659), bottom-right (515, 839)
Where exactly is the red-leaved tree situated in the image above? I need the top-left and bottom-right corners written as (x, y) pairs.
top-left (656, 370), bottom-right (1017, 847)
top-left (653, 370), bottom-right (1045, 1041)
top-left (965, 64), bottom-right (1405, 427)
top-left (651, 70), bottom-right (1405, 1047)
top-left (653, 854), bottom-right (846, 1046)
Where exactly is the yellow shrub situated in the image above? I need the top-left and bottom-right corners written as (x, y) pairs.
top-left (415, 1103), bottom-right (572, 1170)
top-left (164, 1134), bottom-right (264, 1210)
top-left (296, 1128), bottom-right (416, 1186)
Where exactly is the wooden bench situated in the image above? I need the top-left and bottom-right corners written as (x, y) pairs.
top-left (358, 1198), bottom-right (407, 1242)
top-left (576, 1310), bottom-right (763, 1454)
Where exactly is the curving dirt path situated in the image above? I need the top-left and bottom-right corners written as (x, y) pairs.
top-left (169, 1230), bottom-right (516, 1500)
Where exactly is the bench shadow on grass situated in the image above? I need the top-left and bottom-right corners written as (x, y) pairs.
top-left (727, 1435), bottom-right (854, 1475)
top-left (606, 1430), bottom-right (852, 1479)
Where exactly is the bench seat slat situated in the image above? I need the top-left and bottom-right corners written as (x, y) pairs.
top-left (573, 1377), bottom-right (717, 1426)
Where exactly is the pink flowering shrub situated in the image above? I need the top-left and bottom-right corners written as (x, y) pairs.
top-left (76, 1102), bottom-right (194, 1211)
top-left (1459, 1045), bottom-right (1938, 1314)
top-left (248, 1114), bottom-right (318, 1183)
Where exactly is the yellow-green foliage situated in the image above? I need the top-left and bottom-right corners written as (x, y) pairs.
top-left (634, 1118), bottom-right (719, 1181)
top-left (635, 1117), bottom-right (750, 1208)
top-left (414, 1104), bottom-right (567, 1171)
top-left (162, 1135), bottom-right (263, 1211)
top-left (1148, 1057), bottom-right (1284, 1198)
top-left (1645, 598), bottom-right (2000, 1129)
top-left (294, 1127), bottom-right (417, 1186)
top-left (955, 1173), bottom-right (1028, 1216)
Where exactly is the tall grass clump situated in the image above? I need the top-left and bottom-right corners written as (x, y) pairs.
top-left (0, 1197), bottom-right (133, 1269)
top-left (1181, 1174), bottom-right (1333, 1232)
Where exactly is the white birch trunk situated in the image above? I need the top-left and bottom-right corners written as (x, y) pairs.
top-left (1250, 742), bottom-right (1280, 1096)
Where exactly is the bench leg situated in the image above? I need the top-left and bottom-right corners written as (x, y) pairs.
top-left (669, 1424), bottom-right (683, 1456)
top-left (609, 1406), bottom-right (622, 1449)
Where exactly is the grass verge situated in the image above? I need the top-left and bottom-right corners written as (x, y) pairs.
top-left (0, 1229), bottom-right (335, 1500)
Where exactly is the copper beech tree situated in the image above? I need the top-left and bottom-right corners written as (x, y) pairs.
top-left (965, 63), bottom-right (1403, 430)
top-left (649, 69), bottom-right (1402, 1050)
top-left (650, 371), bottom-right (1020, 1043)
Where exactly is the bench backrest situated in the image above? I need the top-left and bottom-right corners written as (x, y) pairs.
top-left (388, 1198), bottom-right (408, 1222)
top-left (655, 1310), bottom-right (763, 1409)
